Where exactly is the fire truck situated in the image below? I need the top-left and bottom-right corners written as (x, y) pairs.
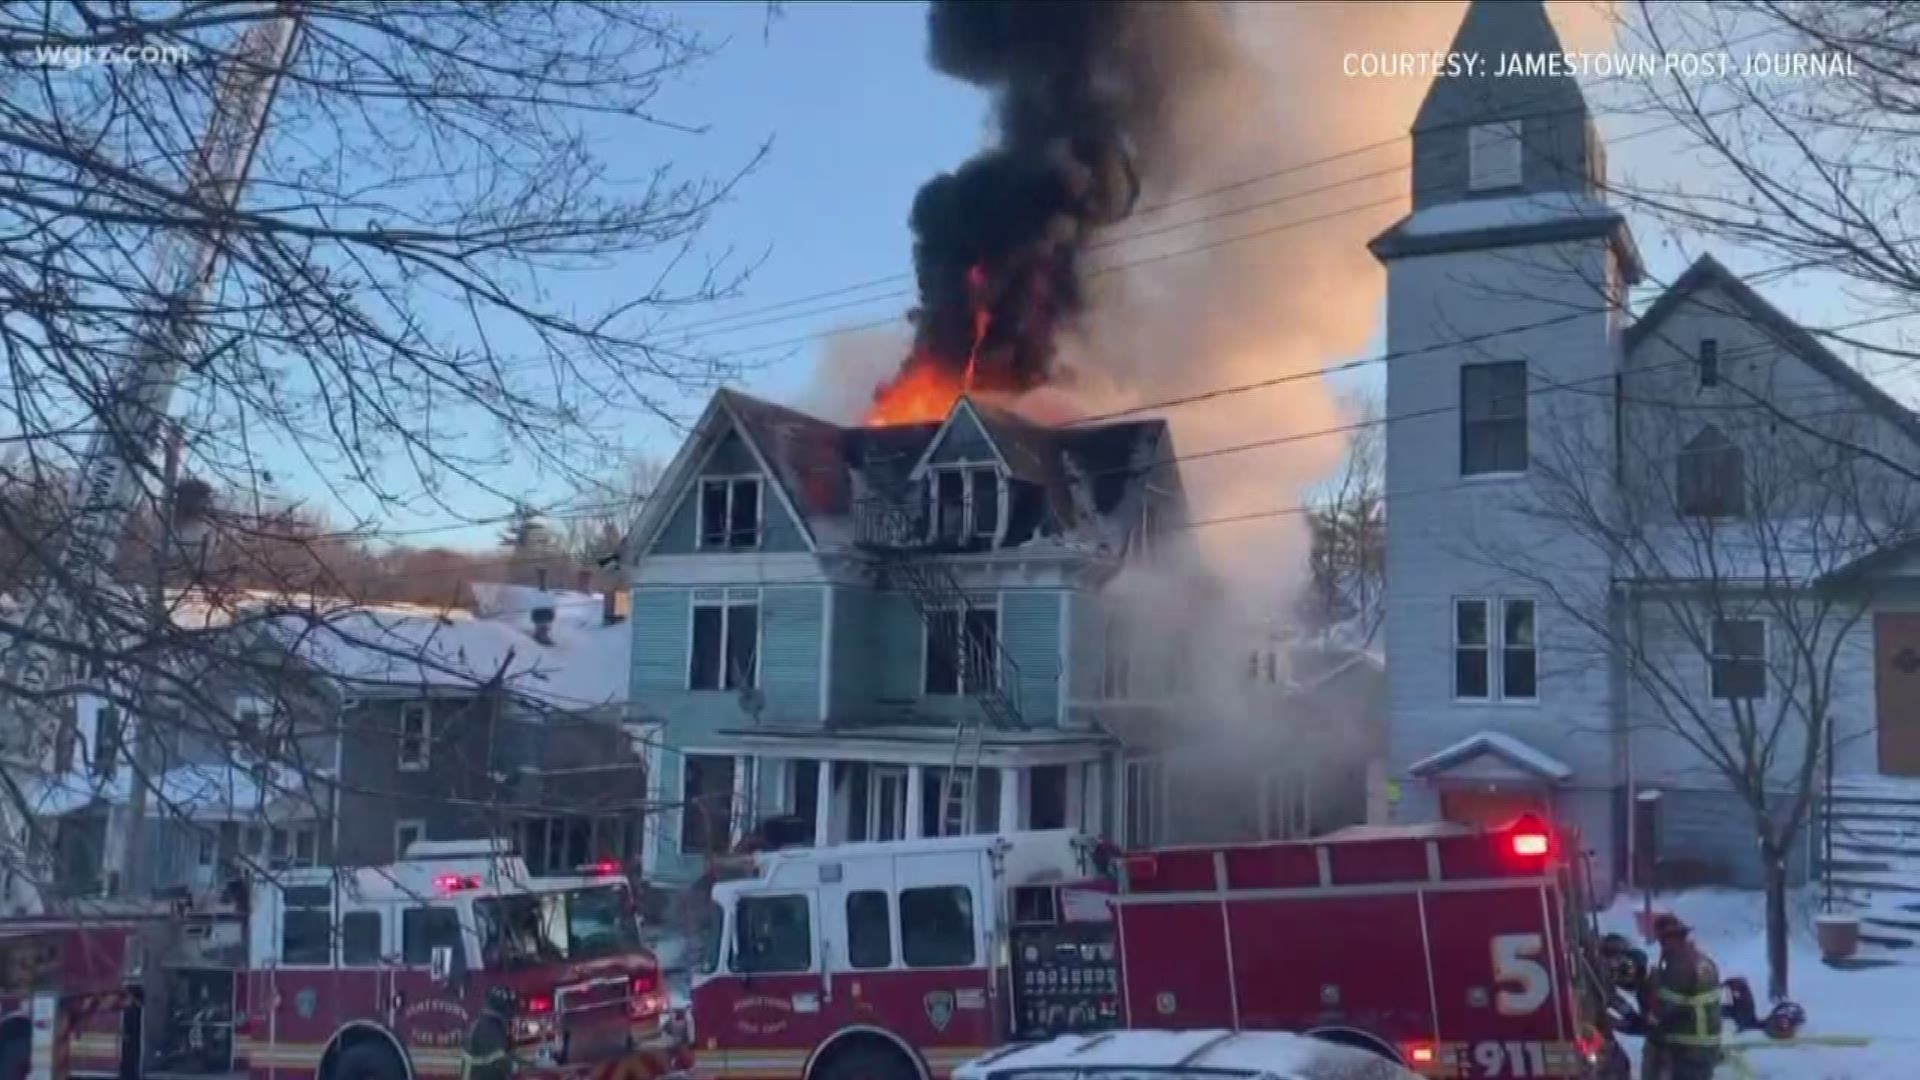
top-left (214, 840), bottom-right (687, 1080)
top-left (0, 921), bottom-right (145, 1080)
top-left (684, 819), bottom-right (1715, 1080)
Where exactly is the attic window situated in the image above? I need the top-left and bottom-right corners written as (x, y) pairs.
top-left (1469, 121), bottom-right (1523, 191)
top-left (699, 478), bottom-right (761, 550)
top-left (928, 466), bottom-right (1002, 545)
top-left (1698, 338), bottom-right (1719, 388)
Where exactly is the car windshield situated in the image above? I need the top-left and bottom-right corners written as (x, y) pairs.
top-left (478, 884), bottom-right (641, 969)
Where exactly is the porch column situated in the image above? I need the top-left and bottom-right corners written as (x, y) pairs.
top-left (1064, 765), bottom-right (1084, 832)
top-left (905, 766), bottom-right (925, 839)
top-left (1000, 766), bottom-right (1023, 833)
top-left (1082, 761), bottom-right (1104, 835)
top-left (813, 760), bottom-right (833, 847)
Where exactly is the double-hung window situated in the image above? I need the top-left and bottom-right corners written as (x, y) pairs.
top-left (689, 592), bottom-right (760, 691)
top-left (1461, 362), bottom-right (1529, 476)
top-left (1454, 598), bottom-right (1537, 701)
top-left (1710, 619), bottom-right (1767, 700)
top-left (699, 478), bottom-right (762, 549)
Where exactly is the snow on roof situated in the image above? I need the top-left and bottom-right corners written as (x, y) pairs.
top-left (1409, 730), bottom-right (1573, 782)
top-left (956, 1030), bottom-right (1408, 1079)
top-left (23, 762), bottom-right (315, 821)
top-left (1393, 190), bottom-right (1615, 239)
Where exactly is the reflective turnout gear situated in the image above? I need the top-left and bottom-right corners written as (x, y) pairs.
top-left (460, 1007), bottom-right (515, 1080)
top-left (1648, 937), bottom-right (1723, 1078)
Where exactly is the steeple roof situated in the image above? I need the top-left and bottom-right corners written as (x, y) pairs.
top-left (1415, 0), bottom-right (1588, 133)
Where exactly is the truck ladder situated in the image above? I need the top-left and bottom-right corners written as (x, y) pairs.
top-left (856, 498), bottom-right (1024, 837)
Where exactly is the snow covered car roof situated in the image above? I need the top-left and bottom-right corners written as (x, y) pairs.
top-left (956, 1031), bottom-right (1420, 1080)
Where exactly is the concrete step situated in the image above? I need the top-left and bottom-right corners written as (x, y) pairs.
top-left (1863, 913), bottom-right (1920, 934)
top-left (1828, 872), bottom-right (1920, 894)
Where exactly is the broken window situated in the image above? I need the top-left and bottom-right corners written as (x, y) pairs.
top-left (1461, 361), bottom-right (1528, 476)
top-left (924, 610), bottom-right (960, 695)
top-left (970, 469), bottom-right (1000, 539)
top-left (963, 609), bottom-right (1000, 693)
top-left (1711, 619), bottom-right (1767, 701)
top-left (680, 754), bottom-right (737, 855)
top-left (933, 470), bottom-right (966, 544)
top-left (699, 478), bottom-right (762, 549)
top-left (689, 598), bottom-right (759, 691)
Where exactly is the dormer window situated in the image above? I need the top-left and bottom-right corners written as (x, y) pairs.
top-left (928, 466), bottom-right (1003, 546)
top-left (699, 477), bottom-right (761, 550)
top-left (1469, 121), bottom-right (1523, 191)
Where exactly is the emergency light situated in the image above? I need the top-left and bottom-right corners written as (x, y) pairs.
top-left (1401, 1041), bottom-right (1438, 1067)
top-left (580, 860), bottom-right (620, 876)
top-left (1507, 814), bottom-right (1553, 858)
top-left (433, 874), bottom-right (481, 892)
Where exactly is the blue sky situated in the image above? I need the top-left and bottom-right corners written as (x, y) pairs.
top-left (250, 1), bottom-right (1906, 553)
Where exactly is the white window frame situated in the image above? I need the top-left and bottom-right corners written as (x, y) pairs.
top-left (687, 592), bottom-right (762, 691)
top-left (398, 701), bottom-right (430, 771)
top-left (1123, 757), bottom-right (1164, 849)
top-left (394, 818), bottom-right (425, 859)
top-left (921, 600), bottom-right (1002, 697)
top-left (1454, 597), bottom-right (1538, 703)
top-left (696, 475), bottom-right (765, 551)
top-left (1469, 120), bottom-right (1523, 191)
top-left (291, 824), bottom-right (318, 868)
top-left (926, 464), bottom-right (1005, 546)
top-left (1461, 361), bottom-right (1529, 477)
top-left (1709, 617), bottom-right (1768, 702)
top-left (1500, 598), bottom-right (1538, 702)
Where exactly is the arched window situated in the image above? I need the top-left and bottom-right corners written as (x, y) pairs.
top-left (1676, 426), bottom-right (1745, 517)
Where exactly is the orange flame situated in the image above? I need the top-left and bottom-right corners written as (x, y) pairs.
top-left (865, 261), bottom-right (998, 427)
top-left (864, 360), bottom-right (966, 426)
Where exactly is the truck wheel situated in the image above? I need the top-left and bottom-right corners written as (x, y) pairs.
top-left (334, 1041), bottom-right (406, 1080)
top-left (813, 1041), bottom-right (918, 1080)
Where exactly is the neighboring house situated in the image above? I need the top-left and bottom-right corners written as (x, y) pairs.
top-left (23, 581), bottom-right (643, 901)
top-left (622, 388), bottom-right (1384, 889)
top-left (1378, 0), bottom-right (1920, 905)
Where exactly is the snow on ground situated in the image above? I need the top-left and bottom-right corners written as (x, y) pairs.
top-left (1602, 890), bottom-right (1917, 1079)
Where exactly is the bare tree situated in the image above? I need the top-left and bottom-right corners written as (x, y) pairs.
top-left (562, 456), bottom-right (664, 571)
top-left (0, 3), bottom-right (756, 907)
top-left (1303, 391), bottom-right (1385, 648)
top-left (1477, 360), bottom-right (1919, 998)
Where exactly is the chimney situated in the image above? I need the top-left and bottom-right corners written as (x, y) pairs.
top-left (530, 606), bottom-right (555, 646)
top-left (603, 587), bottom-right (629, 626)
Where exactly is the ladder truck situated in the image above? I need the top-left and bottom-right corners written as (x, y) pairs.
top-left (0, 7), bottom-right (303, 917)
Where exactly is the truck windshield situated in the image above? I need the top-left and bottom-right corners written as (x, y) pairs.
top-left (477, 885), bottom-right (641, 969)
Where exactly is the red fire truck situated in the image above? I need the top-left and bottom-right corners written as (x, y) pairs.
top-left (0, 921), bottom-right (144, 1080)
top-left (686, 820), bottom-right (1638, 1080)
top-left (219, 840), bottom-right (687, 1080)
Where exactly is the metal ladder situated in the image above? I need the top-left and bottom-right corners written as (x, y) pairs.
top-left (857, 499), bottom-right (1024, 836)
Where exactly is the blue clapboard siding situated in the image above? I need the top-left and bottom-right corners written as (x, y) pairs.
top-left (631, 587), bottom-right (689, 695)
top-left (649, 426), bottom-right (810, 555)
top-left (760, 587), bottom-right (823, 724)
top-left (1067, 591), bottom-right (1103, 704)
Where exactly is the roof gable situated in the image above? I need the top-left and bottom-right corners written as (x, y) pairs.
top-left (1409, 730), bottom-right (1572, 783)
top-left (1625, 254), bottom-right (1920, 452)
top-left (909, 397), bottom-right (1012, 478)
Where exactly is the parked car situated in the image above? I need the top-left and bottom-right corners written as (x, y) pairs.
top-left (956, 1031), bottom-right (1421, 1080)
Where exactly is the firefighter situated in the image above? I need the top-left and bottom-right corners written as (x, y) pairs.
top-left (1643, 914), bottom-right (1723, 1079)
top-left (461, 985), bottom-right (520, 1080)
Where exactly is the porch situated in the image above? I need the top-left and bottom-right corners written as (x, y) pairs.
top-left (643, 725), bottom-right (1112, 883)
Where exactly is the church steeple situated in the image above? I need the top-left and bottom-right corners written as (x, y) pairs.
top-left (1409, 0), bottom-right (1601, 211)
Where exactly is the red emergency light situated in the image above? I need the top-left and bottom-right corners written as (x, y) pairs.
top-left (525, 993), bottom-right (553, 1015)
top-left (582, 860), bottom-right (621, 876)
top-left (1506, 814), bottom-right (1554, 859)
top-left (1401, 1040), bottom-right (1438, 1068)
top-left (434, 873), bottom-right (481, 892)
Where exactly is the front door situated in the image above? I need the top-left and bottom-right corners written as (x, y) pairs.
top-left (1874, 613), bottom-right (1920, 776)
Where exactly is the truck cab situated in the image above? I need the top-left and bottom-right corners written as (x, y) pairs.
top-left (243, 839), bottom-right (680, 1080)
top-left (690, 830), bottom-right (1112, 1080)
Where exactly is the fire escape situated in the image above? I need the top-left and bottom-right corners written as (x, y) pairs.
top-left (855, 492), bottom-right (1025, 837)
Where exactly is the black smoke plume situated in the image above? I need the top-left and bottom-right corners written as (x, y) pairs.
top-left (875, 0), bottom-right (1193, 416)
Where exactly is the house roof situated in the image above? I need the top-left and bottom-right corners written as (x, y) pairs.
top-left (1409, 730), bottom-right (1572, 783)
top-left (1625, 254), bottom-right (1920, 452)
top-left (633, 389), bottom-right (1175, 556)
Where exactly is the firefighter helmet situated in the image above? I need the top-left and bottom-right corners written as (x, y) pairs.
top-left (485, 984), bottom-right (519, 1018)
top-left (1765, 1000), bottom-right (1807, 1040)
